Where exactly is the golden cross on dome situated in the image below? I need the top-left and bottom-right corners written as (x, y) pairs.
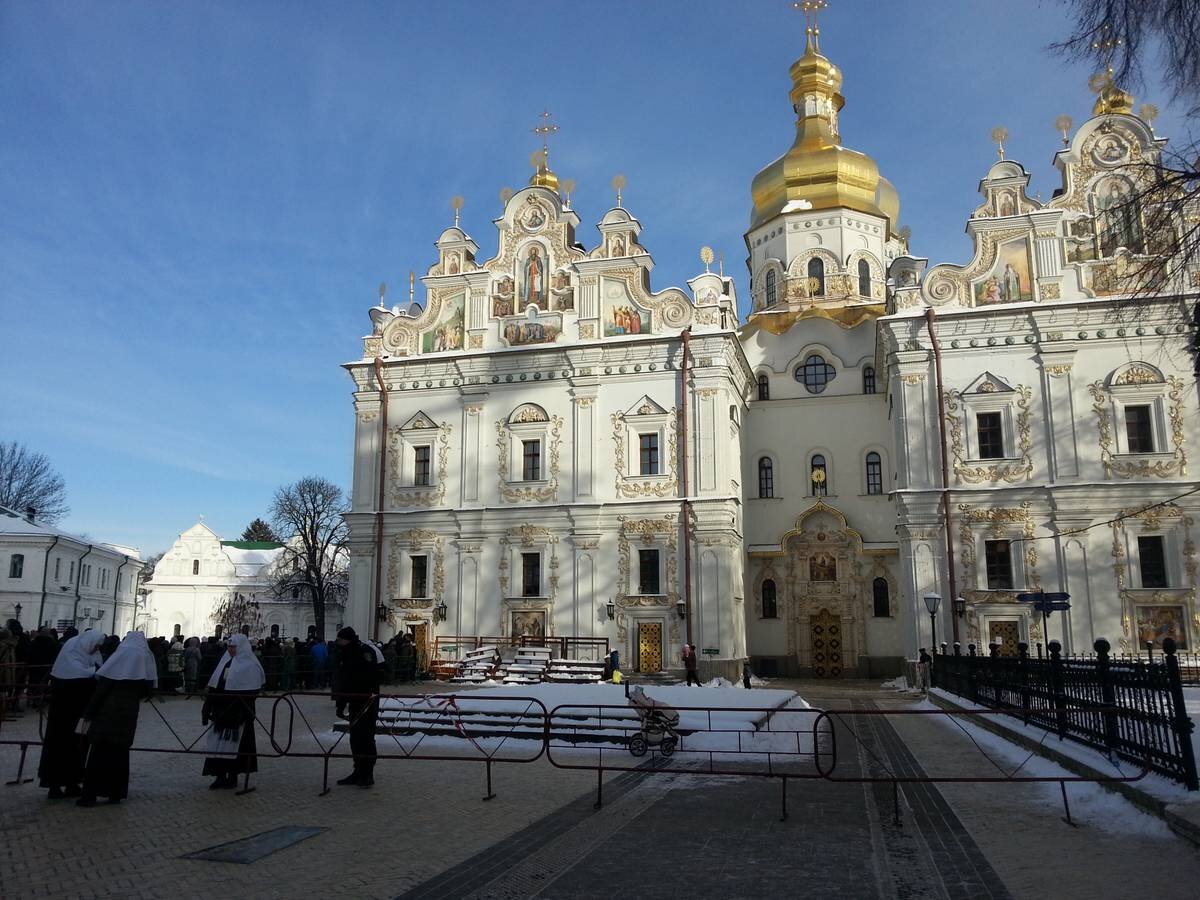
top-left (793, 0), bottom-right (828, 48)
top-left (990, 126), bottom-right (1009, 160)
top-left (532, 109), bottom-right (559, 156)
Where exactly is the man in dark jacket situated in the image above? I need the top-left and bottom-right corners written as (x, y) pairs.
top-left (333, 627), bottom-right (380, 787)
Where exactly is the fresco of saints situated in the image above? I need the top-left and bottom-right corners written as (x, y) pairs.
top-left (809, 553), bottom-right (836, 582)
top-left (522, 246), bottom-right (546, 308)
top-left (1097, 179), bottom-right (1142, 255)
top-left (979, 277), bottom-right (1002, 305)
top-left (1001, 263), bottom-right (1021, 302)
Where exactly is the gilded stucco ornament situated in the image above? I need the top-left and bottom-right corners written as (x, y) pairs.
top-left (388, 421), bottom-right (452, 507)
top-left (387, 529), bottom-right (444, 604)
top-left (495, 415), bottom-right (564, 502)
top-left (1088, 377), bottom-right (1187, 478)
top-left (957, 502), bottom-right (1038, 597)
top-left (610, 408), bottom-right (679, 498)
top-left (943, 385), bottom-right (1033, 483)
top-left (613, 515), bottom-right (680, 651)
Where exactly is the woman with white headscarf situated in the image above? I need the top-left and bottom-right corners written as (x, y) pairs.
top-left (77, 631), bottom-right (157, 807)
top-left (38, 630), bottom-right (106, 799)
top-left (201, 632), bottom-right (265, 789)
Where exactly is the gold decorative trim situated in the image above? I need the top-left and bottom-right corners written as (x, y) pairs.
top-left (1088, 377), bottom-right (1186, 478)
top-left (1115, 365), bottom-right (1163, 386)
top-left (614, 515), bottom-right (680, 651)
top-left (389, 422), bottom-right (451, 507)
top-left (579, 323), bottom-right (596, 339)
top-left (943, 385), bottom-right (1033, 483)
top-left (387, 529), bottom-right (445, 603)
top-left (495, 415), bottom-right (564, 502)
top-left (498, 526), bottom-right (560, 636)
top-left (958, 501), bottom-right (1038, 594)
top-left (1045, 364), bottom-right (1073, 377)
top-left (1111, 503), bottom-right (1197, 647)
top-left (610, 408), bottom-right (679, 497)
top-left (900, 374), bottom-right (926, 385)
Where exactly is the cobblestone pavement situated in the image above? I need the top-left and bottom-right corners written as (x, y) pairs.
top-left (1, 680), bottom-right (1197, 899)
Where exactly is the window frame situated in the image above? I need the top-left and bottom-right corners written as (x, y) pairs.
top-left (984, 539), bottom-right (1014, 590)
top-left (638, 433), bottom-right (660, 476)
top-left (521, 439), bottom-right (542, 482)
top-left (865, 451), bottom-right (883, 495)
top-left (807, 257), bottom-right (826, 296)
top-left (795, 354), bottom-right (836, 394)
top-left (761, 579), bottom-right (778, 619)
top-left (8, 554), bottom-right (24, 579)
top-left (410, 553), bottom-right (429, 598)
top-left (765, 268), bottom-right (777, 307)
top-left (1137, 535), bottom-right (1169, 588)
top-left (758, 457), bottom-right (775, 499)
top-left (975, 411), bottom-right (1006, 460)
top-left (862, 366), bottom-right (876, 395)
top-left (192, 559), bottom-right (200, 576)
top-left (413, 444), bottom-right (432, 486)
top-left (872, 577), bottom-right (890, 617)
top-left (857, 258), bottom-right (871, 297)
top-left (520, 551), bottom-right (541, 597)
top-left (637, 548), bottom-right (662, 595)
top-left (756, 373), bottom-right (770, 401)
top-left (810, 453), bottom-right (829, 497)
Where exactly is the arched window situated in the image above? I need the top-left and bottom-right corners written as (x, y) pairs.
top-left (762, 579), bottom-right (778, 619)
top-left (865, 451), bottom-right (883, 495)
top-left (765, 268), bottom-right (777, 306)
top-left (872, 577), bottom-right (890, 617)
top-left (811, 454), bottom-right (828, 496)
top-left (758, 457), bottom-right (774, 498)
top-left (270, 624), bottom-right (280, 638)
top-left (795, 355), bottom-right (836, 393)
top-left (807, 257), bottom-right (825, 296)
top-left (858, 259), bottom-right (871, 297)
top-left (757, 373), bottom-right (770, 401)
top-left (862, 366), bottom-right (876, 394)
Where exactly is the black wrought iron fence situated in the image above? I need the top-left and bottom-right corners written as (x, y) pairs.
top-left (931, 638), bottom-right (1198, 790)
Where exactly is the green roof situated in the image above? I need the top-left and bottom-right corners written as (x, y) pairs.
top-left (220, 540), bottom-right (285, 550)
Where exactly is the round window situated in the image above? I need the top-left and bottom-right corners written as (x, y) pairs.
top-left (796, 355), bottom-right (836, 393)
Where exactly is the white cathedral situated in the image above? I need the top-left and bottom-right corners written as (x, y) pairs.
top-left (341, 24), bottom-right (1200, 678)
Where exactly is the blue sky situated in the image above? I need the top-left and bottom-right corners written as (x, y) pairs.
top-left (1, 1), bottom-right (1190, 556)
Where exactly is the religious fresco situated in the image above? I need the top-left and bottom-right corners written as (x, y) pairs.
top-left (420, 294), bottom-right (464, 353)
top-left (1093, 176), bottom-right (1143, 256)
top-left (1136, 605), bottom-right (1187, 649)
top-left (519, 244), bottom-right (549, 310)
top-left (809, 553), bottom-right (836, 582)
top-left (491, 276), bottom-right (516, 318)
top-left (501, 307), bottom-right (561, 346)
top-left (510, 609), bottom-right (546, 638)
top-left (1092, 134), bottom-right (1129, 165)
top-left (973, 238), bottom-right (1032, 305)
top-left (550, 270), bottom-right (574, 311)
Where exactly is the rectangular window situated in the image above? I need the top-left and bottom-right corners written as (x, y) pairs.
top-left (69, 561), bottom-right (75, 583)
top-left (639, 433), bottom-right (660, 475)
top-left (410, 555), bottom-right (428, 598)
top-left (984, 540), bottom-right (1013, 590)
top-left (82, 565), bottom-right (90, 587)
top-left (1139, 535), bottom-right (1168, 588)
top-left (54, 558), bottom-right (61, 581)
top-left (192, 559), bottom-right (200, 575)
top-left (521, 552), bottom-right (540, 597)
top-left (522, 440), bottom-right (541, 481)
top-left (8, 554), bottom-right (24, 579)
top-left (1125, 405), bottom-right (1155, 453)
top-left (977, 412), bottom-right (1005, 459)
top-left (413, 445), bottom-right (432, 486)
top-left (638, 549), bottom-right (661, 594)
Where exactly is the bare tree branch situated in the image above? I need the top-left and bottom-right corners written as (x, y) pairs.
top-left (0, 440), bottom-right (69, 524)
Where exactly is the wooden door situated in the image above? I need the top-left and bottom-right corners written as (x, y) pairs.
top-left (637, 622), bottom-right (663, 673)
top-left (810, 608), bottom-right (843, 677)
top-left (988, 621), bottom-right (1019, 657)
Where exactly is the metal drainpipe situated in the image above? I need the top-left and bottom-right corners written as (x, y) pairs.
top-left (73, 544), bottom-right (95, 626)
top-left (372, 357), bottom-right (390, 643)
top-left (114, 557), bottom-right (130, 633)
top-left (680, 328), bottom-right (694, 650)
top-left (925, 308), bottom-right (960, 643)
top-left (37, 535), bottom-right (60, 627)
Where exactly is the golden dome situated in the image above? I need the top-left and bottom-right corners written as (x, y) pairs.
top-left (750, 26), bottom-right (883, 229)
top-left (528, 149), bottom-right (560, 191)
top-left (875, 175), bottom-right (900, 236)
top-left (1092, 78), bottom-right (1134, 116)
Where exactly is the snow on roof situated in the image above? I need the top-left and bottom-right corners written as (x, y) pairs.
top-left (221, 544), bottom-right (286, 576)
top-left (0, 506), bottom-right (140, 560)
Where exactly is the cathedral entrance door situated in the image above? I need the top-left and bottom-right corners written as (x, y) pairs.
top-left (987, 621), bottom-right (1019, 657)
top-left (637, 622), bottom-right (663, 673)
top-left (407, 622), bottom-right (430, 674)
top-left (810, 608), bottom-right (842, 677)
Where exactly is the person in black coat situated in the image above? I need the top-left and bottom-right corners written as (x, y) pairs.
top-left (333, 627), bottom-right (380, 787)
top-left (38, 630), bottom-right (105, 798)
top-left (201, 633), bottom-right (265, 789)
top-left (77, 632), bottom-right (157, 806)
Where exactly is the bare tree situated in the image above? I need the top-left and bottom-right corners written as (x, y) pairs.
top-left (211, 591), bottom-right (265, 639)
top-left (269, 477), bottom-right (349, 641)
top-left (0, 441), bottom-right (69, 524)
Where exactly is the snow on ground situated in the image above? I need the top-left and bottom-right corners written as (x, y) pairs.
top-left (920, 698), bottom-right (1176, 838)
top-left (931, 688), bottom-right (1200, 808)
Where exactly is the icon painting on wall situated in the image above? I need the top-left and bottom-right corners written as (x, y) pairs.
top-left (974, 238), bottom-right (1032, 305)
top-left (511, 609), bottom-right (546, 639)
top-left (520, 244), bottom-right (549, 310)
top-left (421, 295), bottom-right (464, 352)
top-left (1137, 605), bottom-right (1187, 650)
top-left (502, 307), bottom-right (561, 346)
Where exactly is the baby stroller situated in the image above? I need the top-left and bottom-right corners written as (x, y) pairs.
top-left (627, 685), bottom-right (680, 757)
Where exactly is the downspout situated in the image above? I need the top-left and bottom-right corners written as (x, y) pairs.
top-left (73, 544), bottom-right (95, 626)
top-left (37, 535), bottom-right (60, 628)
top-left (680, 328), bottom-right (694, 650)
top-left (114, 557), bottom-right (130, 633)
top-left (925, 308), bottom-right (960, 643)
top-left (372, 357), bottom-right (390, 643)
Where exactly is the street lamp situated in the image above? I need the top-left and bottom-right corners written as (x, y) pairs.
top-left (924, 593), bottom-right (941, 648)
top-left (676, 599), bottom-right (686, 619)
top-left (605, 600), bottom-right (615, 620)
top-left (953, 596), bottom-right (967, 619)
top-left (434, 600), bottom-right (448, 624)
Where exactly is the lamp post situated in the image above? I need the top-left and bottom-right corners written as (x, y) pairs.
top-left (924, 593), bottom-right (941, 649)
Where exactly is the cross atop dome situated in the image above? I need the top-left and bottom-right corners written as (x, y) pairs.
top-left (528, 109), bottom-right (561, 190)
top-left (793, 0), bottom-right (827, 52)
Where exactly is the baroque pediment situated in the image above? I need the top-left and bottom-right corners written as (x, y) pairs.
top-left (964, 372), bottom-right (1014, 395)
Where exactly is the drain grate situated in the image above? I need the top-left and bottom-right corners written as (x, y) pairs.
top-left (182, 826), bottom-right (329, 864)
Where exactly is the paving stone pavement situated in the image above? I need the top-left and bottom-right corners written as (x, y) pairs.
top-left (1, 680), bottom-right (1198, 899)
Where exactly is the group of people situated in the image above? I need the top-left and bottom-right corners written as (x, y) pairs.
top-left (29, 623), bottom-right (395, 805)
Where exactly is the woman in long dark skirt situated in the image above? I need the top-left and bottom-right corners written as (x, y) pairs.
top-left (201, 633), bottom-right (265, 789)
top-left (38, 630), bottom-right (105, 799)
top-left (77, 631), bottom-right (157, 807)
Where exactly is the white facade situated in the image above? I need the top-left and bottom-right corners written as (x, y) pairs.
top-left (145, 522), bottom-right (340, 640)
top-left (0, 506), bottom-right (143, 634)
top-left (343, 33), bottom-right (1199, 675)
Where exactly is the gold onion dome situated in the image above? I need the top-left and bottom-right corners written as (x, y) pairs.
top-left (750, 25), bottom-right (890, 230)
top-left (1091, 70), bottom-right (1134, 116)
top-left (528, 149), bottom-right (560, 191)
